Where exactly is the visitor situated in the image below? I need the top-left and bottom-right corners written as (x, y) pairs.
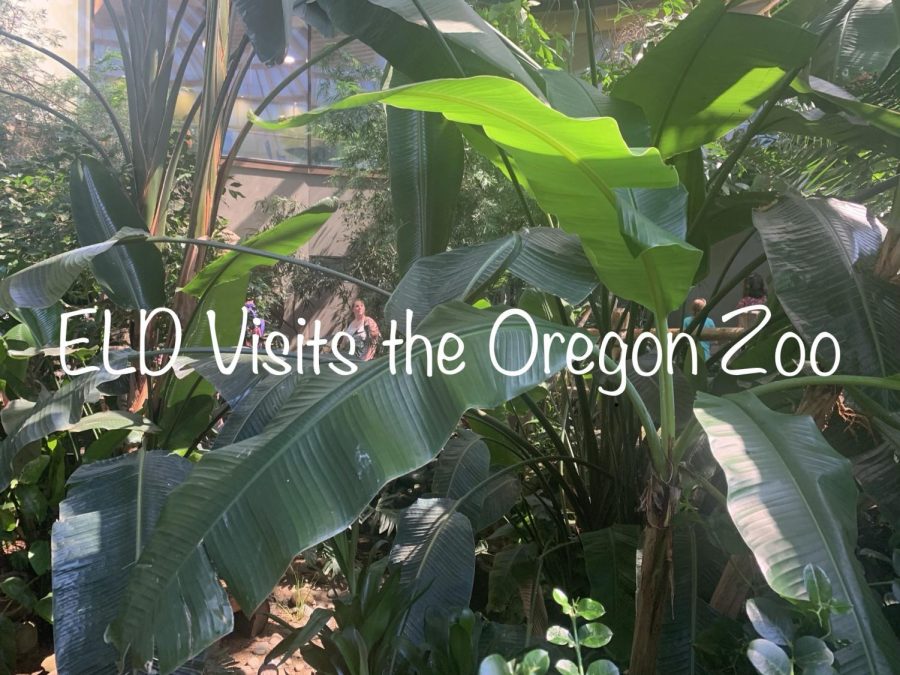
top-left (344, 299), bottom-right (381, 361)
top-left (683, 297), bottom-right (715, 360)
top-left (243, 300), bottom-right (265, 347)
top-left (736, 273), bottom-right (767, 330)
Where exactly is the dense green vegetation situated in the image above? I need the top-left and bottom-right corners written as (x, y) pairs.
top-left (1, 0), bottom-right (899, 673)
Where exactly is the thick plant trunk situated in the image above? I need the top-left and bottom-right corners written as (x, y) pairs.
top-left (629, 479), bottom-right (676, 674)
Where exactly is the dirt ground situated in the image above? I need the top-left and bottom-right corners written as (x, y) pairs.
top-left (20, 562), bottom-right (337, 675)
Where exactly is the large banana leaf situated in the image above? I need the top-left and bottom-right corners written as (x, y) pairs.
top-left (611, 0), bottom-right (818, 158)
top-left (581, 525), bottom-right (639, 661)
top-left (181, 198), bottom-right (336, 296)
top-left (385, 228), bottom-right (597, 328)
top-left (538, 69), bottom-right (650, 146)
top-left (254, 76), bottom-right (700, 311)
top-left (432, 430), bottom-right (490, 523)
top-left (658, 522), bottom-right (717, 675)
top-left (390, 497), bottom-right (475, 644)
top-left (752, 196), bottom-right (898, 378)
top-left (852, 441), bottom-right (900, 529)
top-left (0, 229), bottom-right (147, 311)
top-left (778, 0), bottom-right (898, 82)
top-left (313, 0), bottom-right (542, 94)
top-left (695, 392), bottom-right (900, 674)
top-left (69, 157), bottom-right (166, 310)
top-left (52, 451), bottom-right (231, 674)
top-left (234, 0), bottom-right (292, 66)
top-left (109, 303), bottom-right (596, 672)
top-left (387, 104), bottom-right (465, 275)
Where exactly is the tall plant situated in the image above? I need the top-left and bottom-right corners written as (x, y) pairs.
top-left (1, 0), bottom-right (899, 673)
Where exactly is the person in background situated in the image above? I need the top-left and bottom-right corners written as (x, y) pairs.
top-left (736, 273), bottom-right (767, 329)
top-left (243, 300), bottom-right (265, 347)
top-left (683, 297), bottom-right (715, 360)
top-left (344, 299), bottom-right (381, 361)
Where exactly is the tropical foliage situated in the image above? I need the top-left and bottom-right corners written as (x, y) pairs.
top-left (1, 0), bottom-right (899, 674)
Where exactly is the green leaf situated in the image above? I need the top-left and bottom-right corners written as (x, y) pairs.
top-left (746, 597), bottom-right (796, 646)
top-left (759, 106), bottom-right (900, 157)
top-left (390, 497), bottom-right (475, 644)
top-left (779, 0), bottom-right (898, 82)
top-left (582, 525), bottom-right (639, 659)
top-left (803, 565), bottom-right (833, 607)
top-left (255, 75), bottom-right (699, 311)
top-left (658, 522), bottom-right (717, 675)
top-left (315, 0), bottom-right (542, 94)
top-left (611, 0), bottom-right (818, 157)
top-left (574, 598), bottom-right (605, 621)
top-left (852, 441), bottom-right (900, 529)
top-left (0, 229), bottom-right (148, 311)
top-left (519, 649), bottom-right (550, 675)
top-left (793, 76), bottom-right (900, 139)
top-left (181, 198), bottom-right (336, 296)
top-left (51, 452), bottom-right (231, 675)
top-left (538, 68), bottom-right (649, 146)
top-left (432, 430), bottom-right (491, 524)
top-left (551, 588), bottom-right (569, 608)
top-left (233, 0), bottom-right (292, 66)
top-left (388, 73), bottom-right (465, 275)
top-left (746, 639), bottom-right (792, 675)
top-left (793, 635), bottom-right (834, 669)
top-left (34, 593), bottom-right (52, 624)
top-left (110, 303), bottom-right (589, 671)
top-left (69, 156), bottom-right (165, 310)
top-left (555, 658), bottom-right (579, 675)
top-left (266, 607), bottom-right (333, 665)
top-left (577, 622), bottom-right (613, 649)
top-left (585, 660), bottom-right (619, 675)
top-left (546, 625), bottom-right (574, 647)
top-left (695, 391), bottom-right (900, 674)
top-left (479, 654), bottom-right (514, 675)
top-left (27, 540), bottom-right (50, 576)
top-left (385, 228), bottom-right (598, 328)
top-left (0, 367), bottom-right (123, 491)
top-left (753, 196), bottom-right (898, 380)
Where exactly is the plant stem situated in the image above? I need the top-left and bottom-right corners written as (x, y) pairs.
top-left (0, 29), bottom-right (132, 163)
top-left (584, 0), bottom-right (599, 87)
top-left (0, 89), bottom-right (114, 165)
top-left (749, 375), bottom-right (900, 397)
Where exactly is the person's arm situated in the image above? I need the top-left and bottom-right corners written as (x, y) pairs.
top-left (366, 316), bottom-right (381, 339)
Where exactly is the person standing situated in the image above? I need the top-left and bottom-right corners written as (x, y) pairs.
top-left (344, 299), bottom-right (381, 361)
top-left (683, 297), bottom-right (715, 360)
top-left (736, 273), bottom-right (767, 330)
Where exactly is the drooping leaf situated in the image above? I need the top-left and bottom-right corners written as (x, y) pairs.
top-left (233, 0), bottom-right (292, 66)
top-left (109, 303), bottom-right (598, 671)
top-left (388, 71), bottom-right (465, 275)
top-left (314, 0), bottom-right (542, 94)
top-left (745, 597), bottom-right (795, 646)
top-left (611, 0), bottom-right (818, 157)
top-left (794, 76), bottom-right (900, 139)
top-left (695, 391), bottom-right (900, 673)
top-left (390, 497), bottom-right (475, 644)
top-left (0, 229), bottom-right (148, 311)
top-left (69, 156), bottom-right (165, 310)
top-left (255, 75), bottom-right (700, 311)
top-left (52, 451), bottom-right (231, 675)
top-left (581, 525), bottom-right (639, 660)
top-left (181, 198), bottom-right (336, 296)
top-left (752, 196), bottom-right (897, 379)
top-left (760, 105), bottom-right (900, 157)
